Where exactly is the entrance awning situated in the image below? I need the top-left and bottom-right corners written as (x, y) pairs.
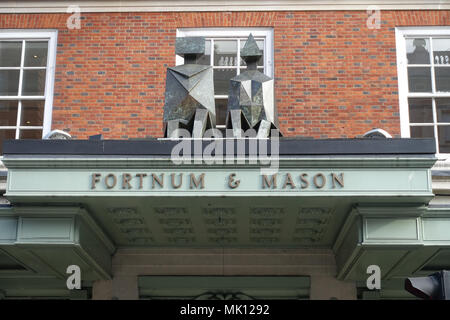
top-left (1, 138), bottom-right (449, 298)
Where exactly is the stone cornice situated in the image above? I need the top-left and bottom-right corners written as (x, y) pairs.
top-left (1, 156), bottom-right (437, 169)
top-left (0, 0), bottom-right (449, 13)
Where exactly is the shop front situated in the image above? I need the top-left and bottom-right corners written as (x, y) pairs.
top-left (1, 138), bottom-right (449, 299)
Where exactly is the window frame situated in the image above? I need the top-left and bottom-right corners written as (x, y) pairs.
top-left (396, 27), bottom-right (450, 158)
top-left (176, 28), bottom-right (274, 127)
top-left (0, 29), bottom-right (58, 142)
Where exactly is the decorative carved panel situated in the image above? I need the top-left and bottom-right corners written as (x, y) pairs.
top-left (207, 228), bottom-right (237, 236)
top-left (250, 237), bottom-right (280, 244)
top-left (204, 218), bottom-right (237, 226)
top-left (250, 208), bottom-right (284, 217)
top-left (159, 219), bottom-right (191, 227)
top-left (208, 237), bottom-right (238, 244)
top-left (154, 208), bottom-right (188, 215)
top-left (163, 228), bottom-right (194, 235)
top-left (202, 208), bottom-right (236, 216)
top-left (250, 218), bottom-right (282, 226)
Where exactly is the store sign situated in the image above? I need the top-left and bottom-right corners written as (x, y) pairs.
top-left (90, 172), bottom-right (345, 191)
top-left (5, 166), bottom-right (431, 197)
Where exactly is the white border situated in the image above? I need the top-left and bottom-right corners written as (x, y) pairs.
top-left (0, 1), bottom-right (449, 13)
top-left (0, 29), bottom-right (58, 139)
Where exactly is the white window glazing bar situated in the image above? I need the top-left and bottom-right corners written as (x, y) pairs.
top-left (0, 96), bottom-right (45, 100)
top-left (407, 93), bottom-right (450, 98)
top-left (18, 126), bottom-right (43, 130)
top-left (15, 40), bottom-right (26, 139)
top-left (237, 38), bottom-right (241, 76)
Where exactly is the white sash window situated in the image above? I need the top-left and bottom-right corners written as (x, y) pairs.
top-left (396, 27), bottom-right (450, 157)
top-left (0, 30), bottom-right (57, 155)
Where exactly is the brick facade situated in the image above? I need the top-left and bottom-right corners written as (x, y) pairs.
top-left (1, 11), bottom-right (449, 138)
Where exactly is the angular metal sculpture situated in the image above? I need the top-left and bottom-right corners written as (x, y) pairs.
top-left (163, 37), bottom-right (215, 138)
top-left (226, 34), bottom-right (281, 138)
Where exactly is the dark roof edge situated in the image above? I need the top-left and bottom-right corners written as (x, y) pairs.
top-left (1, 138), bottom-right (436, 156)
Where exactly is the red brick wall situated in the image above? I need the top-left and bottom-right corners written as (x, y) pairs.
top-left (1, 11), bottom-right (449, 138)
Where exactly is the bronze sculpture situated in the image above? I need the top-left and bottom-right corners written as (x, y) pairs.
top-left (163, 37), bottom-right (216, 138)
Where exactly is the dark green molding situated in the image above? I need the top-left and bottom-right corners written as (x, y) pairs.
top-left (334, 205), bottom-right (450, 281)
top-left (0, 206), bottom-right (115, 282)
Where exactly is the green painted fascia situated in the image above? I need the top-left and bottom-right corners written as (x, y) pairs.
top-left (0, 206), bottom-right (115, 281)
top-left (335, 205), bottom-right (450, 281)
top-left (11, 206), bottom-right (115, 253)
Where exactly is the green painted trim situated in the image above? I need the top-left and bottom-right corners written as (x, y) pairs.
top-left (1, 156), bottom-right (437, 169)
top-left (0, 277), bottom-right (89, 299)
top-left (11, 206), bottom-right (115, 253)
top-left (383, 250), bottom-right (416, 279)
top-left (357, 205), bottom-right (427, 218)
top-left (336, 244), bottom-right (364, 280)
top-left (363, 218), bottom-right (421, 243)
top-left (423, 207), bottom-right (450, 217)
top-left (332, 207), bottom-right (360, 253)
top-left (16, 217), bottom-right (75, 244)
top-left (73, 245), bottom-right (111, 280)
top-left (0, 247), bottom-right (28, 273)
top-left (0, 207), bottom-right (114, 281)
top-left (336, 206), bottom-right (450, 281)
top-left (78, 208), bottom-right (116, 253)
top-left (0, 216), bottom-right (18, 243)
top-left (138, 276), bottom-right (311, 299)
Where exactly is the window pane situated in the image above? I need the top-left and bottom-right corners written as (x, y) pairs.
top-left (20, 100), bottom-right (45, 126)
top-left (435, 67), bottom-right (450, 92)
top-left (197, 40), bottom-right (211, 66)
top-left (19, 129), bottom-right (42, 139)
top-left (406, 38), bottom-right (430, 64)
top-left (438, 126), bottom-right (450, 153)
top-left (0, 129), bottom-right (16, 154)
top-left (433, 38), bottom-right (450, 65)
top-left (408, 98), bottom-right (433, 123)
top-left (0, 70), bottom-right (20, 96)
top-left (240, 39), bottom-right (264, 67)
top-left (214, 69), bottom-right (236, 95)
top-left (214, 40), bottom-right (237, 66)
top-left (0, 41), bottom-right (22, 67)
top-left (24, 41), bottom-right (48, 67)
top-left (410, 126), bottom-right (434, 138)
top-left (436, 99), bottom-right (450, 123)
top-left (215, 99), bottom-right (228, 126)
top-left (408, 67), bottom-right (432, 92)
top-left (22, 69), bottom-right (46, 96)
top-left (0, 100), bottom-right (18, 126)
top-left (0, 42), bottom-right (22, 68)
